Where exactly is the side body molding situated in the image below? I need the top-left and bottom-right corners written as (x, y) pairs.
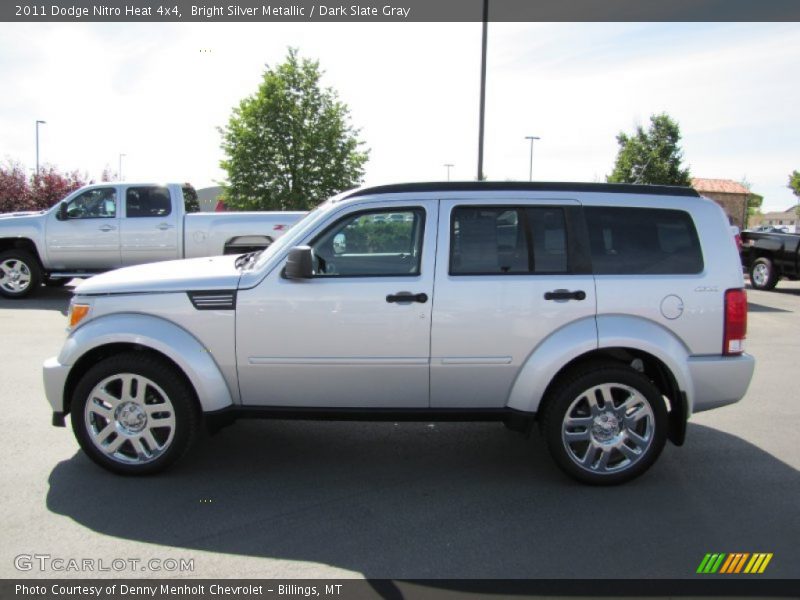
top-left (59, 313), bottom-right (235, 412)
top-left (506, 317), bottom-right (598, 413)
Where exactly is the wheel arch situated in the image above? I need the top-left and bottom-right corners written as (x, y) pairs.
top-left (507, 315), bottom-right (692, 446)
top-left (59, 313), bottom-right (236, 417)
top-left (0, 238), bottom-right (45, 269)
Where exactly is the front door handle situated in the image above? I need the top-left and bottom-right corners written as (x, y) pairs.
top-left (98, 224), bottom-right (116, 232)
top-left (544, 289), bottom-right (586, 301)
top-left (386, 292), bottom-right (428, 304)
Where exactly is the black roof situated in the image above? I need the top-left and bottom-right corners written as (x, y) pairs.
top-left (346, 181), bottom-right (700, 199)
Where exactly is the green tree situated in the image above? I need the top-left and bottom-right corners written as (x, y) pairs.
top-left (789, 170), bottom-right (800, 218)
top-left (219, 48), bottom-right (369, 211)
top-left (607, 113), bottom-right (691, 186)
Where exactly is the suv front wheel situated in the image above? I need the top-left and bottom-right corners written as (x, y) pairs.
top-left (71, 353), bottom-right (199, 475)
top-left (541, 363), bottom-right (667, 485)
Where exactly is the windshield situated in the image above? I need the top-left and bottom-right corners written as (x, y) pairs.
top-left (251, 198), bottom-right (337, 270)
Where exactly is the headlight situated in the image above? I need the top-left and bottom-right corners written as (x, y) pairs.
top-left (68, 303), bottom-right (91, 329)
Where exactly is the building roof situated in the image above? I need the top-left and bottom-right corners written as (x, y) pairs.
top-left (691, 178), bottom-right (751, 195)
top-left (346, 181), bottom-right (700, 199)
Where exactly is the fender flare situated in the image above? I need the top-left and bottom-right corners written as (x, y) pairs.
top-left (506, 315), bottom-right (693, 415)
top-left (60, 313), bottom-right (235, 412)
top-left (506, 317), bottom-right (598, 413)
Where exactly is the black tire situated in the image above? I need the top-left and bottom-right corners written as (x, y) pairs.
top-left (0, 249), bottom-right (42, 299)
top-left (749, 257), bottom-right (778, 291)
top-left (70, 352), bottom-right (200, 475)
top-left (540, 362), bottom-right (668, 485)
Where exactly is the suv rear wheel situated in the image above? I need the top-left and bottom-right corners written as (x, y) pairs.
top-left (71, 353), bottom-right (199, 475)
top-left (541, 363), bottom-right (667, 485)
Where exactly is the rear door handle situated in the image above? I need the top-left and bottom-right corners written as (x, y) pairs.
top-left (98, 225), bottom-right (116, 232)
top-left (158, 223), bottom-right (174, 231)
top-left (544, 289), bottom-right (586, 301)
top-left (386, 292), bottom-right (428, 304)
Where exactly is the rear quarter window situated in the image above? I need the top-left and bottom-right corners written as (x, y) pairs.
top-left (585, 207), bottom-right (703, 275)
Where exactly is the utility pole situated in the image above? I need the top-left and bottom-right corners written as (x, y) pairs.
top-left (476, 0), bottom-right (488, 181)
top-left (444, 163), bottom-right (454, 181)
top-left (35, 120), bottom-right (46, 175)
top-left (119, 153), bottom-right (126, 181)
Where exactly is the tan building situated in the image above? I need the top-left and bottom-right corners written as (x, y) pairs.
top-left (748, 207), bottom-right (800, 233)
top-left (690, 178), bottom-right (751, 229)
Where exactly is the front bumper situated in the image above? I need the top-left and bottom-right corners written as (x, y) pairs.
top-left (43, 356), bottom-right (70, 425)
top-left (687, 353), bottom-right (756, 413)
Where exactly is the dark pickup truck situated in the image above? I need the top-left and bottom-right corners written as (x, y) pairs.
top-left (741, 229), bottom-right (800, 290)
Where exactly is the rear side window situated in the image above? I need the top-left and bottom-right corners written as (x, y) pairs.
top-left (450, 206), bottom-right (568, 275)
top-left (585, 207), bottom-right (703, 275)
top-left (126, 186), bottom-right (172, 218)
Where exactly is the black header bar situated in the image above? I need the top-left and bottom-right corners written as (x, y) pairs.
top-left (4, 0), bottom-right (800, 22)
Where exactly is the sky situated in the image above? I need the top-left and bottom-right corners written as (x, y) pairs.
top-left (0, 21), bottom-right (798, 212)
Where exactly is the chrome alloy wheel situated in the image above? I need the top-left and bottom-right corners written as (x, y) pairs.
top-left (561, 383), bottom-right (655, 474)
top-left (0, 258), bottom-right (32, 294)
top-left (84, 373), bottom-right (176, 465)
top-left (752, 262), bottom-right (769, 288)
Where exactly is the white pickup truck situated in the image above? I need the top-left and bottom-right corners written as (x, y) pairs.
top-left (0, 183), bottom-right (304, 298)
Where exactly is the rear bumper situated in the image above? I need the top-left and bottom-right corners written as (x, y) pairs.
top-left (687, 353), bottom-right (755, 413)
top-left (43, 356), bottom-right (70, 418)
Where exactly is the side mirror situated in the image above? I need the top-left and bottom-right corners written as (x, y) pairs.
top-left (56, 203), bottom-right (68, 221)
top-left (285, 246), bottom-right (314, 279)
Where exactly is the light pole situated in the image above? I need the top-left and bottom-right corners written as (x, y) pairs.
top-left (118, 153), bottom-right (126, 181)
top-left (35, 120), bottom-right (46, 175)
top-left (525, 135), bottom-right (540, 181)
top-left (444, 163), bottom-right (454, 181)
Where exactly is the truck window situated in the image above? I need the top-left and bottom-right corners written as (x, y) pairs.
top-left (64, 187), bottom-right (117, 219)
top-left (126, 186), bottom-right (172, 218)
top-left (585, 207), bottom-right (703, 275)
top-left (182, 185), bottom-right (200, 214)
top-left (449, 206), bottom-right (568, 275)
top-left (311, 208), bottom-right (425, 277)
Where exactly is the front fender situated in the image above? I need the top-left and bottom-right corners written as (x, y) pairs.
top-left (60, 313), bottom-right (235, 412)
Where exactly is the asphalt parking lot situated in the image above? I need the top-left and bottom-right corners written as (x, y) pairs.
top-left (0, 281), bottom-right (798, 580)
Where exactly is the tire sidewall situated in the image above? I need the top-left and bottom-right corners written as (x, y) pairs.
top-left (0, 250), bottom-right (42, 298)
top-left (543, 366), bottom-right (668, 485)
top-left (70, 353), bottom-right (198, 475)
top-left (749, 257), bottom-right (777, 291)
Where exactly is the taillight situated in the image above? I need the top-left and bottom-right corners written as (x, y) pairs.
top-left (723, 288), bottom-right (747, 355)
top-left (734, 233), bottom-right (742, 252)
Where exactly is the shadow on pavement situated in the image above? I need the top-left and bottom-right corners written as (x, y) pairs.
top-left (747, 302), bottom-right (791, 313)
top-left (0, 285), bottom-right (73, 314)
top-left (46, 421), bottom-right (798, 578)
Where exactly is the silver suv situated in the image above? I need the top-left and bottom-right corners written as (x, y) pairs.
top-left (43, 182), bottom-right (755, 484)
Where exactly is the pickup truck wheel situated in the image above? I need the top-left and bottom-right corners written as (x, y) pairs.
top-left (71, 353), bottom-right (199, 475)
top-left (0, 250), bottom-right (42, 299)
top-left (541, 364), bottom-right (667, 485)
top-left (749, 257), bottom-right (778, 291)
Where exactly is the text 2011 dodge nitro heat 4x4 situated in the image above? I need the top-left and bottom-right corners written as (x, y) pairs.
top-left (43, 182), bottom-right (755, 485)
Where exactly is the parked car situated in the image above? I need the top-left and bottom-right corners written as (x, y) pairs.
top-left (0, 183), bottom-right (304, 298)
top-left (740, 228), bottom-right (800, 290)
top-left (43, 182), bottom-right (754, 485)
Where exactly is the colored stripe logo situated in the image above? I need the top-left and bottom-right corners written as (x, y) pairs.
top-left (697, 553), bottom-right (773, 574)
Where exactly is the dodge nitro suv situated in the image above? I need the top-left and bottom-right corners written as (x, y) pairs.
top-left (43, 182), bottom-right (755, 484)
